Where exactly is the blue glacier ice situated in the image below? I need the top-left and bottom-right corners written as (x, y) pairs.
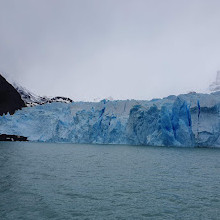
top-left (0, 92), bottom-right (219, 147)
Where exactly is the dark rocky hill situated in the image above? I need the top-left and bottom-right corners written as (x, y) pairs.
top-left (0, 75), bottom-right (26, 115)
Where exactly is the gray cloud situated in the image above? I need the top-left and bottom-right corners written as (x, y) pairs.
top-left (0, 0), bottom-right (220, 101)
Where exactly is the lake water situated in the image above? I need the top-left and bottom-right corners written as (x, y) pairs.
top-left (0, 142), bottom-right (219, 220)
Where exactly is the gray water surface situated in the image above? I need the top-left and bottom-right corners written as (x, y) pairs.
top-left (0, 142), bottom-right (219, 220)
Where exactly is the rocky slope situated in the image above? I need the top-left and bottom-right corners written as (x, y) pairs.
top-left (13, 82), bottom-right (73, 106)
top-left (0, 75), bottom-right (25, 116)
top-left (0, 73), bottom-right (73, 107)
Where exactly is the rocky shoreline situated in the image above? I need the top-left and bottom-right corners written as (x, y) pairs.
top-left (0, 134), bottom-right (28, 142)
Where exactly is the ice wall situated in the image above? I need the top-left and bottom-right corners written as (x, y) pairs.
top-left (0, 92), bottom-right (219, 147)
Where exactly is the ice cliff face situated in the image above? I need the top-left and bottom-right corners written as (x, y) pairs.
top-left (0, 92), bottom-right (219, 147)
top-left (126, 98), bottom-right (195, 147)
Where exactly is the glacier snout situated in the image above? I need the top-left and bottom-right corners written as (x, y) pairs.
top-left (0, 92), bottom-right (219, 147)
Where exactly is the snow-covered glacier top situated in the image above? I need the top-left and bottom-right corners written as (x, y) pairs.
top-left (0, 92), bottom-right (219, 147)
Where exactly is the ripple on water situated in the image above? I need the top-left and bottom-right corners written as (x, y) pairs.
top-left (0, 142), bottom-right (220, 220)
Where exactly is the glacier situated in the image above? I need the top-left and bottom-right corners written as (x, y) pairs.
top-left (0, 92), bottom-right (219, 147)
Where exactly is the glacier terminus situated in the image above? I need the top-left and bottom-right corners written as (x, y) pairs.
top-left (0, 87), bottom-right (219, 147)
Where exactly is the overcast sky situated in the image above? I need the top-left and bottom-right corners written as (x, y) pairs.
top-left (0, 0), bottom-right (219, 101)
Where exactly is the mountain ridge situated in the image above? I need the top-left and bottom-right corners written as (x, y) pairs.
top-left (1, 73), bottom-right (73, 107)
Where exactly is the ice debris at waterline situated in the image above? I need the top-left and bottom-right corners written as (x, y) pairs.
top-left (0, 92), bottom-right (219, 147)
